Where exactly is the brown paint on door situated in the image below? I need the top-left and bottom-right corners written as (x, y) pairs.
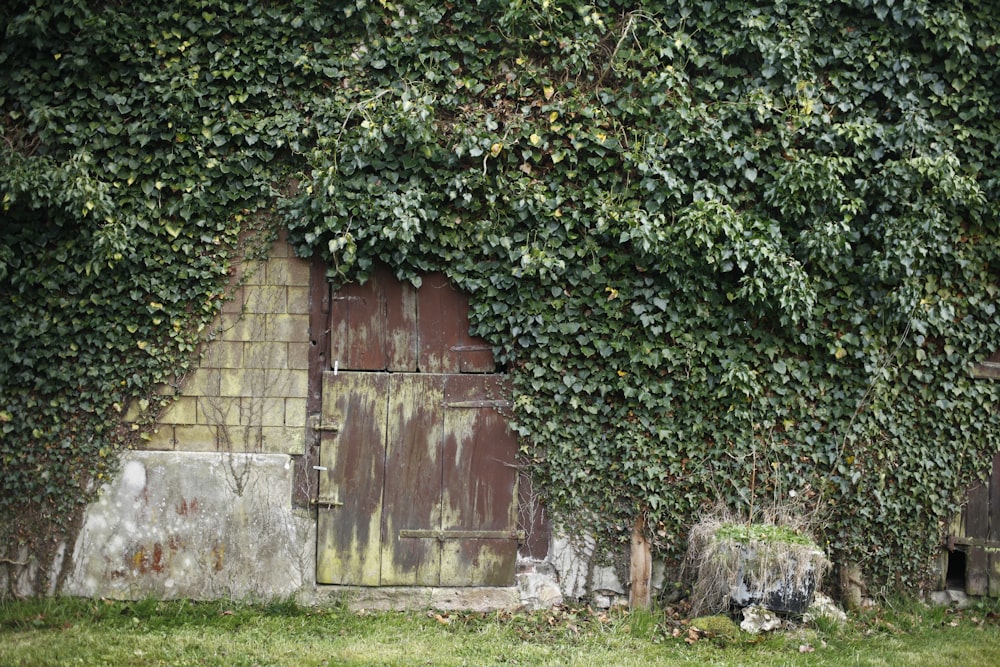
top-left (315, 372), bottom-right (519, 587)
top-left (951, 451), bottom-right (1000, 596)
top-left (329, 264), bottom-right (418, 371)
top-left (416, 272), bottom-right (495, 373)
top-left (439, 374), bottom-right (519, 586)
top-left (316, 372), bottom-right (389, 586)
top-left (380, 374), bottom-right (446, 586)
top-left (316, 264), bottom-right (520, 587)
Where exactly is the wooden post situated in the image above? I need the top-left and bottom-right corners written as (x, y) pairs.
top-left (967, 480), bottom-right (990, 596)
top-left (839, 560), bottom-right (865, 611)
top-left (630, 514), bottom-right (652, 610)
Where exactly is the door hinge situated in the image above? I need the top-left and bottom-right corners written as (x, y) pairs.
top-left (312, 496), bottom-right (344, 508)
top-left (443, 400), bottom-right (511, 409)
top-left (398, 529), bottom-right (525, 541)
top-left (307, 414), bottom-right (341, 432)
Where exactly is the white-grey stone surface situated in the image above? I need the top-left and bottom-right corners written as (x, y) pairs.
top-left (740, 605), bottom-right (782, 634)
top-left (803, 592), bottom-right (848, 624)
top-left (928, 588), bottom-right (971, 608)
top-left (66, 451), bottom-right (312, 600)
top-left (549, 527), bottom-right (625, 606)
top-left (516, 565), bottom-right (565, 610)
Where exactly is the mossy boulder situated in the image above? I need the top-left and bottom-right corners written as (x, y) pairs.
top-left (686, 512), bottom-right (830, 616)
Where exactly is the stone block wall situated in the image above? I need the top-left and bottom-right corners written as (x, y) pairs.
top-left (143, 233), bottom-right (312, 456)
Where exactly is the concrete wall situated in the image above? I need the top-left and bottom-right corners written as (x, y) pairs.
top-left (66, 451), bottom-right (313, 600)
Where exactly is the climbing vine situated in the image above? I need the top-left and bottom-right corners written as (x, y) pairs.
top-left (3, 0), bottom-right (1000, 595)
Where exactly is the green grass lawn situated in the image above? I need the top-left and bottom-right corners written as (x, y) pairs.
top-left (2, 596), bottom-right (1000, 666)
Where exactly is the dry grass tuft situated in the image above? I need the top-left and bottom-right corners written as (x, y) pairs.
top-left (685, 505), bottom-right (830, 616)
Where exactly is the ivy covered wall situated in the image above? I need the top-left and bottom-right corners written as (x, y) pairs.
top-left (3, 0), bottom-right (1000, 596)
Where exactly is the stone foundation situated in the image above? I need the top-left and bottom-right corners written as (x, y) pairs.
top-left (66, 451), bottom-right (312, 601)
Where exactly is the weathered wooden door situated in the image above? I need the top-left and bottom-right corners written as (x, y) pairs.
top-left (953, 357), bottom-right (1000, 595)
top-left (948, 451), bottom-right (1000, 596)
top-left (315, 266), bottom-right (519, 586)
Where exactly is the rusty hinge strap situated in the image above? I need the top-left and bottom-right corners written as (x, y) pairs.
top-left (444, 400), bottom-right (511, 409)
top-left (399, 529), bottom-right (524, 541)
top-left (312, 496), bottom-right (344, 508)
top-left (948, 536), bottom-right (1000, 549)
top-left (307, 414), bottom-right (341, 432)
top-left (970, 362), bottom-right (1000, 379)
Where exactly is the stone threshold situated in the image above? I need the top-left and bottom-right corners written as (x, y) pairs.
top-left (300, 585), bottom-right (522, 612)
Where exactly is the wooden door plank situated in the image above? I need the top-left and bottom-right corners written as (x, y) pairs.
top-left (967, 480), bottom-right (989, 541)
top-left (380, 374), bottom-right (444, 585)
top-left (378, 264), bottom-right (419, 372)
top-left (456, 345), bottom-right (496, 373)
top-left (989, 552), bottom-right (1000, 598)
top-left (968, 547), bottom-right (989, 596)
top-left (329, 276), bottom-right (385, 371)
top-left (316, 372), bottom-right (389, 585)
top-left (965, 480), bottom-right (990, 595)
top-left (417, 273), bottom-right (461, 373)
top-left (990, 452), bottom-right (1000, 596)
top-left (417, 273), bottom-right (494, 373)
top-left (989, 452), bottom-right (1000, 542)
top-left (329, 264), bottom-right (418, 371)
top-left (439, 374), bottom-right (518, 586)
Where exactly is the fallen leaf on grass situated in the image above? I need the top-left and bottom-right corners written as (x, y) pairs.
top-left (685, 627), bottom-right (706, 644)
